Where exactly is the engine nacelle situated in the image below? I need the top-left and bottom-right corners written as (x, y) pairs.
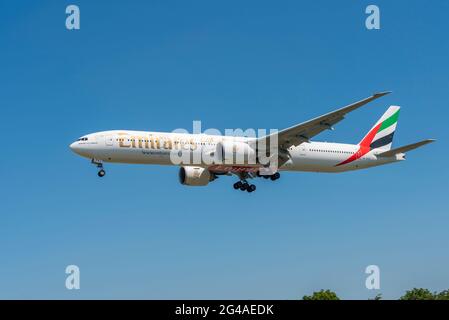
top-left (215, 141), bottom-right (257, 165)
top-left (179, 166), bottom-right (212, 186)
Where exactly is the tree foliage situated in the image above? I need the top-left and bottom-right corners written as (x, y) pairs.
top-left (303, 289), bottom-right (340, 300)
top-left (369, 293), bottom-right (382, 300)
top-left (400, 288), bottom-right (435, 300)
top-left (399, 288), bottom-right (449, 300)
top-left (301, 288), bottom-right (449, 300)
top-left (435, 289), bottom-right (449, 300)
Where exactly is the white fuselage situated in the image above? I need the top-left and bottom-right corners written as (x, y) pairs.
top-left (70, 130), bottom-right (403, 173)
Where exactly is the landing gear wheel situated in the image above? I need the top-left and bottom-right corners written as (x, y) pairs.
top-left (233, 181), bottom-right (242, 189)
top-left (247, 184), bottom-right (256, 193)
top-left (92, 159), bottom-right (105, 177)
top-left (271, 172), bottom-right (280, 181)
top-left (240, 182), bottom-right (249, 191)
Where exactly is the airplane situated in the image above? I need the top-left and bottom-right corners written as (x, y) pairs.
top-left (69, 92), bottom-right (434, 193)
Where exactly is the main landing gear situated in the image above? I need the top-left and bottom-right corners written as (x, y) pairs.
top-left (232, 172), bottom-right (280, 193)
top-left (260, 172), bottom-right (280, 181)
top-left (92, 159), bottom-right (106, 177)
top-left (233, 181), bottom-right (256, 193)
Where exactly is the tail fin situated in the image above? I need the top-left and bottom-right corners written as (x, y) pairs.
top-left (359, 106), bottom-right (400, 150)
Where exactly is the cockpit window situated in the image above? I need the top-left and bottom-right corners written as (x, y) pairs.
top-left (77, 137), bottom-right (88, 141)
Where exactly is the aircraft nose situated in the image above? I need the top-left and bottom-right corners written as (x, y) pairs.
top-left (69, 142), bottom-right (79, 152)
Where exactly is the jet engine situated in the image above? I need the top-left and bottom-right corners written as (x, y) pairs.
top-left (178, 166), bottom-right (213, 186)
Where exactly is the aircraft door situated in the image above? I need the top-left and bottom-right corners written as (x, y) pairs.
top-left (299, 144), bottom-right (307, 156)
top-left (105, 135), bottom-right (114, 147)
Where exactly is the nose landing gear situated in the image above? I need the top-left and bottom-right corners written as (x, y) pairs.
top-left (92, 159), bottom-right (106, 178)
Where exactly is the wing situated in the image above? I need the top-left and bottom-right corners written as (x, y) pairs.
top-left (255, 91), bottom-right (391, 166)
top-left (259, 91), bottom-right (391, 149)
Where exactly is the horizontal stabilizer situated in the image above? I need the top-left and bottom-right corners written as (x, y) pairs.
top-left (377, 139), bottom-right (435, 157)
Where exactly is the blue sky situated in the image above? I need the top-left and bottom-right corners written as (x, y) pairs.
top-left (0, 0), bottom-right (448, 299)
